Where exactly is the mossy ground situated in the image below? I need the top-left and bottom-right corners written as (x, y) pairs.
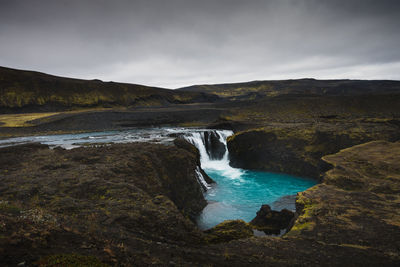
top-left (36, 254), bottom-right (109, 267)
top-left (0, 142), bottom-right (207, 266)
top-left (204, 220), bottom-right (253, 243)
top-left (0, 66), bottom-right (219, 113)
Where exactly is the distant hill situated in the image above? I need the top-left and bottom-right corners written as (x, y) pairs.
top-left (178, 78), bottom-right (400, 100)
top-left (0, 66), bottom-right (219, 113)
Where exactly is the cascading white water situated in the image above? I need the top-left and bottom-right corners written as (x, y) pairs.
top-left (184, 130), bottom-right (243, 180)
top-left (195, 166), bottom-right (211, 190)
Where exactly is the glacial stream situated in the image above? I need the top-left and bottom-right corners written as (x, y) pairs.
top-left (0, 128), bottom-right (316, 230)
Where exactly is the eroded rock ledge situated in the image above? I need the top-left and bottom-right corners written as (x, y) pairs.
top-left (227, 123), bottom-right (400, 179)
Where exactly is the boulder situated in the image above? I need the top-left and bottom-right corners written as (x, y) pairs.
top-left (250, 204), bottom-right (294, 234)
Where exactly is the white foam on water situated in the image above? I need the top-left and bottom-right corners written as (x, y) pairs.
top-left (195, 166), bottom-right (211, 190)
top-left (184, 130), bottom-right (243, 179)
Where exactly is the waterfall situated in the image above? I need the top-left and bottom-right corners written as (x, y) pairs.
top-left (195, 166), bottom-right (211, 191)
top-left (184, 130), bottom-right (243, 181)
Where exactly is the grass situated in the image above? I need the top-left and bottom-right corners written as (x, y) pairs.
top-left (0, 112), bottom-right (60, 127)
top-left (0, 108), bottom-right (114, 127)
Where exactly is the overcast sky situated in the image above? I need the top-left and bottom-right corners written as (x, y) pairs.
top-left (0, 0), bottom-right (399, 88)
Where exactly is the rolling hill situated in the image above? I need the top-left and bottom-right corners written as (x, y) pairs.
top-left (0, 66), bottom-right (219, 113)
top-left (178, 78), bottom-right (400, 100)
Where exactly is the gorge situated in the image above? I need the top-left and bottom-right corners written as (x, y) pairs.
top-left (0, 128), bottom-right (317, 232)
top-left (183, 130), bottom-right (316, 230)
top-left (0, 67), bottom-right (399, 266)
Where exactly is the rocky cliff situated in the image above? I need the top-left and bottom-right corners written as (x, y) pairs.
top-left (227, 122), bottom-right (400, 179)
top-left (218, 140), bottom-right (400, 266)
top-left (0, 141), bottom-right (206, 265)
top-left (287, 140), bottom-right (400, 260)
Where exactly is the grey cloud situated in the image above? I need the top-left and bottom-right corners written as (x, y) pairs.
top-left (0, 0), bottom-right (399, 88)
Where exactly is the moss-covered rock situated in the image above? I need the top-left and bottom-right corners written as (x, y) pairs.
top-left (287, 141), bottom-right (400, 251)
top-left (204, 220), bottom-right (254, 243)
top-left (0, 142), bottom-right (207, 266)
top-left (174, 138), bottom-right (216, 185)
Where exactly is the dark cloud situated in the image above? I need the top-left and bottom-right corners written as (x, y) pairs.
top-left (0, 0), bottom-right (399, 88)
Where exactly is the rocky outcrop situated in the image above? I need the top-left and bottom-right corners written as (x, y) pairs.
top-left (286, 141), bottom-right (400, 255)
top-left (0, 142), bottom-right (207, 266)
top-left (173, 138), bottom-right (215, 184)
top-left (250, 205), bottom-right (294, 234)
top-left (227, 123), bottom-right (400, 179)
top-left (203, 220), bottom-right (254, 243)
top-left (216, 140), bottom-right (400, 266)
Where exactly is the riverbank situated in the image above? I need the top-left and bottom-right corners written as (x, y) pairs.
top-left (0, 140), bottom-right (399, 265)
top-left (0, 104), bottom-right (231, 138)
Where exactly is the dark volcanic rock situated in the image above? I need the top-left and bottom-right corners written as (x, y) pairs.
top-left (250, 205), bottom-right (294, 234)
top-left (0, 142), bottom-right (207, 266)
top-left (173, 138), bottom-right (215, 184)
top-left (286, 141), bottom-right (400, 255)
top-left (204, 131), bottom-right (226, 160)
top-left (227, 123), bottom-right (400, 179)
top-left (174, 138), bottom-right (201, 161)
